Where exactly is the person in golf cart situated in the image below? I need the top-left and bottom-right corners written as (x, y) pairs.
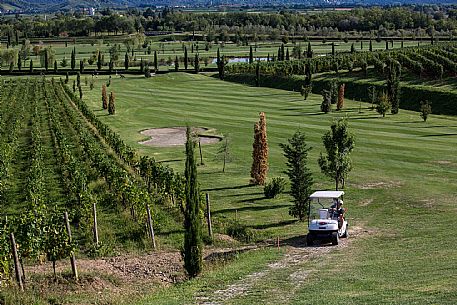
top-left (329, 198), bottom-right (345, 228)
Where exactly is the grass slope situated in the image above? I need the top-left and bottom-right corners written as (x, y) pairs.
top-left (78, 72), bottom-right (457, 304)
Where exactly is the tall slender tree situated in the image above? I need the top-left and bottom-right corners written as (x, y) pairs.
top-left (184, 46), bottom-right (188, 70)
top-left (249, 46), bottom-right (254, 64)
top-left (108, 92), bottom-right (116, 115)
top-left (250, 112), bottom-right (268, 185)
top-left (194, 53), bottom-right (200, 73)
top-left (102, 84), bottom-right (108, 109)
top-left (280, 131), bottom-right (313, 221)
top-left (307, 42), bottom-right (313, 58)
top-left (44, 49), bottom-right (49, 71)
top-left (30, 59), bottom-right (33, 73)
top-left (124, 52), bottom-right (129, 70)
top-left (154, 51), bottom-right (158, 72)
top-left (174, 56), bottom-right (179, 72)
top-left (337, 84), bottom-right (345, 111)
top-left (97, 51), bottom-right (102, 70)
top-left (17, 56), bottom-right (22, 71)
top-left (71, 47), bottom-right (76, 71)
top-left (183, 126), bottom-right (203, 278)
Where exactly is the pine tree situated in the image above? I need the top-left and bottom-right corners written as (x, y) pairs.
top-left (321, 90), bottom-right (332, 113)
top-left (249, 46), bottom-right (254, 64)
top-left (108, 91), bottom-right (116, 115)
top-left (337, 84), bottom-right (345, 111)
top-left (377, 92), bottom-right (391, 117)
top-left (124, 52), bottom-right (129, 70)
top-left (102, 84), bottom-right (108, 109)
top-left (280, 131), bottom-right (313, 221)
top-left (183, 126), bottom-right (203, 278)
top-left (184, 46), bottom-right (188, 70)
top-left (420, 100), bottom-right (432, 122)
top-left (318, 119), bottom-right (355, 190)
top-left (250, 112), bottom-right (268, 185)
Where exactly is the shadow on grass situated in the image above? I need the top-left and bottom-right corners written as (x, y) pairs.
top-left (237, 196), bottom-right (268, 203)
top-left (348, 115), bottom-right (381, 120)
top-left (283, 112), bottom-right (324, 117)
top-left (420, 133), bottom-right (457, 137)
top-left (159, 159), bottom-right (185, 163)
top-left (203, 184), bottom-right (254, 192)
top-left (213, 203), bottom-right (290, 215)
top-left (248, 219), bottom-right (297, 230)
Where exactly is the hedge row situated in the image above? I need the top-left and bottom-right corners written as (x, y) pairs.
top-left (222, 73), bottom-right (457, 115)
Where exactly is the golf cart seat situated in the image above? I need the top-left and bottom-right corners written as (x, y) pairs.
top-left (319, 209), bottom-right (329, 219)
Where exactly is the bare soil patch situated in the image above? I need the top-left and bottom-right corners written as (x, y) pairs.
top-left (139, 127), bottom-right (221, 147)
top-left (356, 181), bottom-right (403, 190)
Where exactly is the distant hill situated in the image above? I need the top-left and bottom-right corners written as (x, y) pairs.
top-left (0, 0), bottom-right (453, 13)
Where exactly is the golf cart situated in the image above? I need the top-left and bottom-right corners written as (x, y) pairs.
top-left (306, 191), bottom-right (348, 246)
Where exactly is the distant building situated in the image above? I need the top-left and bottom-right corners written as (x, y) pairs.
top-left (89, 7), bottom-right (95, 16)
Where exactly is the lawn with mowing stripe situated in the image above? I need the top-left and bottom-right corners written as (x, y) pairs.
top-left (79, 72), bottom-right (457, 304)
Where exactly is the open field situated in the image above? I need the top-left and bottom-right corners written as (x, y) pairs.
top-left (71, 73), bottom-right (457, 304)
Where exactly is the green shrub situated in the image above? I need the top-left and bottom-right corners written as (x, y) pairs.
top-left (264, 177), bottom-right (286, 199)
top-left (226, 221), bottom-right (257, 242)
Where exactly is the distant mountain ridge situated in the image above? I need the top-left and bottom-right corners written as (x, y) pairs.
top-left (0, 0), bottom-right (451, 12)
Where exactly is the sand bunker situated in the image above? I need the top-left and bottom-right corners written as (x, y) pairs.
top-left (139, 127), bottom-right (221, 147)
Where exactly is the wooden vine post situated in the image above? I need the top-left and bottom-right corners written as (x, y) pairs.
top-left (205, 193), bottom-right (213, 239)
top-left (93, 203), bottom-right (99, 246)
top-left (64, 212), bottom-right (78, 280)
top-left (146, 204), bottom-right (156, 249)
top-left (10, 233), bottom-right (24, 291)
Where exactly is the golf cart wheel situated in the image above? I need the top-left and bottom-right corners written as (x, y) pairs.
top-left (331, 232), bottom-right (339, 245)
top-left (342, 225), bottom-right (349, 238)
top-left (306, 233), bottom-right (314, 246)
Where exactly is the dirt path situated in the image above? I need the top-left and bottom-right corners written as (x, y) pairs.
top-left (195, 226), bottom-right (368, 305)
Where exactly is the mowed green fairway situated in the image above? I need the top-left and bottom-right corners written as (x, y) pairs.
top-left (81, 73), bottom-right (457, 304)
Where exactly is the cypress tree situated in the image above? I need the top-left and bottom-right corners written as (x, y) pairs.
top-left (286, 48), bottom-right (290, 61)
top-left (337, 84), bottom-right (345, 111)
top-left (102, 84), bottom-right (108, 109)
top-left (369, 39), bottom-right (373, 52)
top-left (76, 72), bottom-right (81, 87)
top-left (65, 72), bottom-right (69, 84)
top-left (183, 126), bottom-right (203, 278)
top-left (79, 85), bottom-right (83, 99)
top-left (249, 46), bottom-right (254, 64)
top-left (30, 59), bottom-right (33, 73)
top-left (216, 48), bottom-right (224, 80)
top-left (109, 59), bottom-right (114, 74)
top-left (194, 54), bottom-right (200, 73)
top-left (360, 40), bottom-right (363, 50)
top-left (331, 42), bottom-right (335, 56)
top-left (154, 51), bottom-right (158, 72)
top-left (350, 43), bottom-right (355, 53)
top-left (280, 131), bottom-right (313, 221)
top-left (255, 62), bottom-right (260, 87)
top-left (280, 44), bottom-right (285, 61)
top-left (250, 112), bottom-right (268, 185)
top-left (321, 90), bottom-right (332, 113)
top-left (184, 46), bottom-right (188, 70)
top-left (140, 58), bottom-right (145, 73)
top-left (54, 60), bottom-right (58, 73)
top-left (71, 47), bottom-right (76, 70)
top-left (73, 80), bottom-right (76, 92)
top-left (79, 60), bottom-right (84, 73)
top-left (307, 42), bottom-right (313, 58)
top-left (175, 56), bottom-right (179, 72)
top-left (97, 51), bottom-right (102, 70)
top-left (108, 91), bottom-right (115, 115)
top-left (124, 52), bottom-right (129, 70)
top-left (18, 56), bottom-right (22, 71)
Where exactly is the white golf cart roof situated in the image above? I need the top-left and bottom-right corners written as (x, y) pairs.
top-left (309, 191), bottom-right (344, 200)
